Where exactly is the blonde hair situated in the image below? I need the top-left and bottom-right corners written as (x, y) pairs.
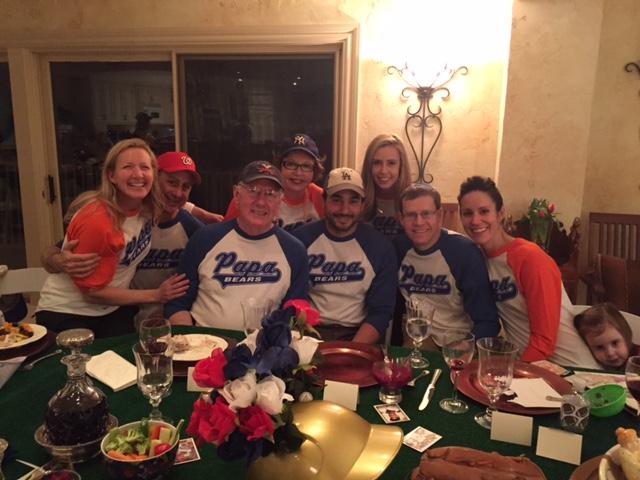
top-left (361, 134), bottom-right (412, 221)
top-left (64, 138), bottom-right (162, 229)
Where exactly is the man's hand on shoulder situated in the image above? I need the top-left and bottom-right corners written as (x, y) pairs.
top-left (42, 239), bottom-right (100, 278)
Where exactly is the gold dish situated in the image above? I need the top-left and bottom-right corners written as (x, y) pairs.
top-left (248, 400), bottom-right (403, 480)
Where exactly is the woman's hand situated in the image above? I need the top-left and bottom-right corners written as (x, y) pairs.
top-left (156, 273), bottom-right (190, 303)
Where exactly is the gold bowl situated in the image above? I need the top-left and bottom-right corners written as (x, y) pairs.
top-left (248, 400), bottom-right (403, 480)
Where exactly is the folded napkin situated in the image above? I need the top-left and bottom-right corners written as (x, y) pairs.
top-left (507, 378), bottom-right (562, 408)
top-left (86, 350), bottom-right (137, 392)
top-left (0, 356), bottom-right (26, 389)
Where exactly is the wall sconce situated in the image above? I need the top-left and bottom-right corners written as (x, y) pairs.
top-left (387, 63), bottom-right (468, 183)
top-left (625, 62), bottom-right (640, 95)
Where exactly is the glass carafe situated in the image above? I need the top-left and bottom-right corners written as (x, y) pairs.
top-left (44, 329), bottom-right (110, 445)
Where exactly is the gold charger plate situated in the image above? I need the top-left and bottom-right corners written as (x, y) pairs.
top-left (248, 400), bottom-right (403, 480)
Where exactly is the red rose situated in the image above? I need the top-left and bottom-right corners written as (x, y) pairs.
top-left (238, 405), bottom-right (275, 441)
top-left (193, 348), bottom-right (227, 388)
top-left (284, 299), bottom-right (320, 327)
top-left (537, 210), bottom-right (546, 218)
top-left (187, 396), bottom-right (238, 445)
top-left (548, 203), bottom-right (555, 213)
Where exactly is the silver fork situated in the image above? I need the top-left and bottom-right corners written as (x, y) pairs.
top-left (20, 349), bottom-right (63, 371)
top-left (407, 370), bottom-right (430, 387)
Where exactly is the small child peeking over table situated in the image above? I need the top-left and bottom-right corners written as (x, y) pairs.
top-left (573, 303), bottom-right (640, 370)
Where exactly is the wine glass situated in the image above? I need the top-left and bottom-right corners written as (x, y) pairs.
top-left (241, 298), bottom-right (275, 337)
top-left (404, 297), bottom-right (435, 369)
top-left (139, 316), bottom-right (172, 354)
top-left (439, 331), bottom-right (475, 414)
top-left (474, 337), bottom-right (518, 429)
top-left (371, 357), bottom-right (412, 403)
top-left (132, 343), bottom-right (173, 422)
top-left (625, 356), bottom-right (640, 416)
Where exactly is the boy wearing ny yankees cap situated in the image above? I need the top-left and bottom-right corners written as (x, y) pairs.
top-left (293, 167), bottom-right (397, 344)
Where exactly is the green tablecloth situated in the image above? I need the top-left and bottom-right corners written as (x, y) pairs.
top-left (0, 327), bottom-right (636, 479)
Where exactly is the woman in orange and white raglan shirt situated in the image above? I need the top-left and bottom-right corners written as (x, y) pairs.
top-left (36, 139), bottom-right (189, 338)
top-left (457, 176), bottom-right (600, 369)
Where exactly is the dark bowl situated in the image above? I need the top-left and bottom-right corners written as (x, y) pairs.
top-left (100, 420), bottom-right (179, 480)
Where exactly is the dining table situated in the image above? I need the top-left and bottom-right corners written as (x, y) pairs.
top-left (0, 325), bottom-right (637, 479)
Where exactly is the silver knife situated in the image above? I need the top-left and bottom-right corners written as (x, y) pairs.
top-left (418, 368), bottom-right (442, 411)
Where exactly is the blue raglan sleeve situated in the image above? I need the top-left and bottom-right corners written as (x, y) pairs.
top-left (359, 227), bottom-right (398, 337)
top-left (392, 234), bottom-right (413, 297)
top-left (177, 209), bottom-right (204, 237)
top-left (164, 223), bottom-right (230, 318)
top-left (276, 229), bottom-right (310, 304)
top-left (441, 233), bottom-right (500, 339)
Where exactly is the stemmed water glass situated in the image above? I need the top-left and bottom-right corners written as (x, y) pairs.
top-left (474, 337), bottom-right (518, 429)
top-left (132, 343), bottom-right (173, 422)
top-left (139, 316), bottom-right (172, 354)
top-left (405, 297), bottom-right (435, 369)
top-left (625, 356), bottom-right (640, 416)
top-left (241, 298), bottom-right (275, 337)
top-left (439, 331), bottom-right (475, 414)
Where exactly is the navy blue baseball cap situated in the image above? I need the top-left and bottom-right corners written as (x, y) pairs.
top-left (239, 161), bottom-right (283, 188)
top-left (282, 134), bottom-right (320, 161)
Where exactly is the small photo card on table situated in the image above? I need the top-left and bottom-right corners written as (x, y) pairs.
top-left (175, 438), bottom-right (201, 465)
top-left (403, 426), bottom-right (442, 452)
top-left (373, 403), bottom-right (410, 424)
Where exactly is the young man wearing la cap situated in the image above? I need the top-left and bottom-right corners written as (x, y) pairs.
top-left (165, 160), bottom-right (309, 329)
top-left (292, 167), bottom-right (398, 344)
top-left (224, 133), bottom-right (325, 231)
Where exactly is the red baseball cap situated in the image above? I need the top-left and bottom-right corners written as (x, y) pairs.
top-left (157, 151), bottom-right (201, 185)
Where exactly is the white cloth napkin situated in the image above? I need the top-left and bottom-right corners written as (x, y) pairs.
top-left (86, 350), bottom-right (137, 392)
top-left (507, 378), bottom-right (562, 408)
top-left (0, 355), bottom-right (26, 389)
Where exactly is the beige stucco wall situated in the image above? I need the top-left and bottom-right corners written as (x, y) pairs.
top-left (583, 0), bottom-right (640, 215)
top-left (1, 0), bottom-right (638, 222)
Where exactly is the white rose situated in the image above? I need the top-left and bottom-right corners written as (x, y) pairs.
top-left (255, 375), bottom-right (294, 415)
top-left (291, 335), bottom-right (319, 365)
top-left (220, 371), bottom-right (257, 411)
top-left (238, 329), bottom-right (259, 354)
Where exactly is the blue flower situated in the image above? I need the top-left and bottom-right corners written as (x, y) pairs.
top-left (255, 346), bottom-right (299, 378)
top-left (223, 344), bottom-right (254, 380)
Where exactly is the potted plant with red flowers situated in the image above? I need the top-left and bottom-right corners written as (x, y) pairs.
top-left (185, 300), bottom-right (322, 467)
top-left (526, 198), bottom-right (558, 251)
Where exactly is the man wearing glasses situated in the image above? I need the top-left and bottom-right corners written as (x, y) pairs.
top-left (293, 167), bottom-right (397, 344)
top-left (393, 183), bottom-right (499, 347)
top-left (166, 161), bottom-right (309, 329)
top-left (224, 133), bottom-right (325, 231)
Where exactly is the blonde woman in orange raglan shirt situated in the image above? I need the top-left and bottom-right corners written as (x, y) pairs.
top-left (36, 139), bottom-right (189, 338)
top-left (457, 176), bottom-right (599, 369)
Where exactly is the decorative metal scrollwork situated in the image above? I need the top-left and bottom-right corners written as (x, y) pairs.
top-left (387, 63), bottom-right (468, 184)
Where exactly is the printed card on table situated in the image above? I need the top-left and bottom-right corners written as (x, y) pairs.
top-left (175, 438), bottom-right (201, 465)
top-left (403, 426), bottom-right (442, 452)
top-left (373, 403), bottom-right (410, 424)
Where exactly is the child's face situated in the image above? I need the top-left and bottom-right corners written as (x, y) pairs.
top-left (585, 326), bottom-right (630, 368)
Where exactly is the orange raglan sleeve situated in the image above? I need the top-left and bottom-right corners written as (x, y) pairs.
top-left (309, 183), bottom-right (325, 218)
top-left (510, 244), bottom-right (562, 362)
top-left (65, 202), bottom-right (124, 292)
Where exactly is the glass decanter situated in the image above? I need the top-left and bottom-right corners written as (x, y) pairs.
top-left (44, 329), bottom-right (110, 445)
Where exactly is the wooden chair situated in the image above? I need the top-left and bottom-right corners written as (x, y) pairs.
top-left (591, 254), bottom-right (640, 316)
top-left (441, 203), bottom-right (463, 233)
top-left (582, 213), bottom-right (640, 303)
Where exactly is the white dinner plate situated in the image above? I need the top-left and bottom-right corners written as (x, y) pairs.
top-left (173, 334), bottom-right (228, 362)
top-left (0, 323), bottom-right (47, 350)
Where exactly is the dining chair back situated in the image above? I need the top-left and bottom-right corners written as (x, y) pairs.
top-left (0, 267), bottom-right (49, 296)
top-left (595, 254), bottom-right (640, 316)
top-left (441, 203), bottom-right (463, 233)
